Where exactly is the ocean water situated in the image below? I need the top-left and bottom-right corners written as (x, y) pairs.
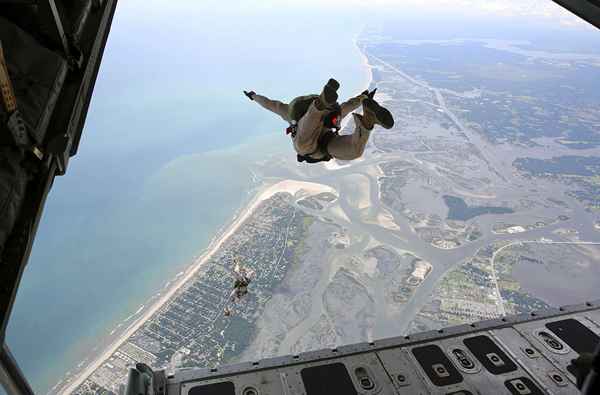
top-left (5, 1), bottom-right (368, 392)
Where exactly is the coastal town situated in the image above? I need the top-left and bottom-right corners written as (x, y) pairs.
top-left (66, 192), bottom-right (312, 394)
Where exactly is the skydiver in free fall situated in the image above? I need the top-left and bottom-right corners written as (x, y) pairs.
top-left (223, 257), bottom-right (255, 317)
top-left (243, 78), bottom-right (394, 164)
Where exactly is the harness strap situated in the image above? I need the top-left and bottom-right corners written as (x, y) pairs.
top-left (285, 95), bottom-right (340, 164)
top-left (297, 130), bottom-right (338, 164)
top-left (0, 42), bottom-right (17, 113)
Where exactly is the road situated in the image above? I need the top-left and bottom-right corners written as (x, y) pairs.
top-left (491, 240), bottom-right (600, 314)
top-left (367, 50), bottom-right (509, 183)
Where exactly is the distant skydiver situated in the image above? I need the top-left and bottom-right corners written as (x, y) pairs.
top-left (243, 78), bottom-right (394, 163)
top-left (223, 257), bottom-right (255, 317)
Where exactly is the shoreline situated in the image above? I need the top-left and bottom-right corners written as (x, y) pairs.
top-left (55, 179), bottom-right (335, 394)
top-left (56, 180), bottom-right (279, 394)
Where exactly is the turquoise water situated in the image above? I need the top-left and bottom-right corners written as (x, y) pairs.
top-left (6, 1), bottom-right (367, 392)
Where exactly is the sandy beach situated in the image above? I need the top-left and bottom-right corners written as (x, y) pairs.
top-left (56, 179), bottom-right (336, 394)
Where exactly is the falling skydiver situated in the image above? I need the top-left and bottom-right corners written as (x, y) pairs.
top-left (243, 78), bottom-right (394, 163)
top-left (223, 257), bottom-right (255, 317)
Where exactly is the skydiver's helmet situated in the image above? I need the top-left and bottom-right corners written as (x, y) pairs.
top-left (323, 104), bottom-right (342, 131)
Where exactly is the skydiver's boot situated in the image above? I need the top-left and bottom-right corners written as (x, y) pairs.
top-left (315, 78), bottom-right (340, 110)
top-left (362, 98), bottom-right (394, 130)
top-left (326, 78), bottom-right (340, 91)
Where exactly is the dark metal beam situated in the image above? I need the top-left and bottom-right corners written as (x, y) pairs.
top-left (47, 0), bottom-right (118, 173)
top-left (68, 0), bottom-right (118, 159)
top-left (0, 162), bottom-right (55, 341)
top-left (551, 0), bottom-right (600, 29)
top-left (0, 343), bottom-right (34, 395)
top-left (37, 0), bottom-right (71, 56)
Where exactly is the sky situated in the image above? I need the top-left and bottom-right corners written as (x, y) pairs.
top-left (115, 0), bottom-right (593, 36)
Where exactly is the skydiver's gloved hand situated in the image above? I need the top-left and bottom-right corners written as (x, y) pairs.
top-left (243, 90), bottom-right (256, 101)
top-left (362, 88), bottom-right (377, 99)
